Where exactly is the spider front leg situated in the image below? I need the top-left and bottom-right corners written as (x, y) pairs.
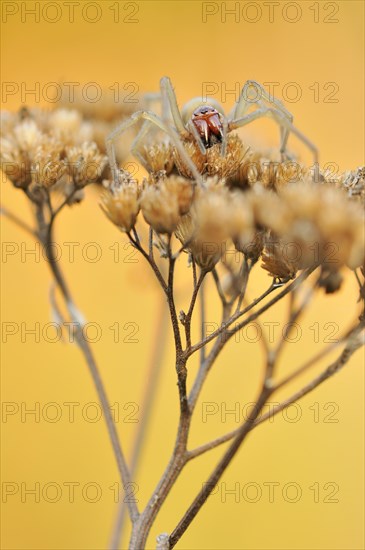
top-left (160, 77), bottom-right (188, 135)
top-left (229, 106), bottom-right (318, 167)
top-left (232, 80), bottom-right (293, 122)
top-left (232, 80), bottom-right (295, 160)
top-left (106, 110), bottom-right (203, 184)
top-left (130, 82), bottom-right (184, 168)
top-left (106, 111), bottom-right (166, 181)
top-left (129, 92), bottom-right (170, 172)
top-left (160, 77), bottom-right (209, 157)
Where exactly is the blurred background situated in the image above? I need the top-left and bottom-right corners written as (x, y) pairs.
top-left (1, 1), bottom-right (364, 549)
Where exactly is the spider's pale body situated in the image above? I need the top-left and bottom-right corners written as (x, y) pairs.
top-left (106, 77), bottom-right (318, 183)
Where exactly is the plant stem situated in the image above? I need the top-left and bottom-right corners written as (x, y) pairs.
top-left (41, 212), bottom-right (139, 523)
top-left (185, 269), bottom-right (206, 349)
top-left (169, 387), bottom-right (272, 548)
top-left (1, 206), bottom-right (37, 238)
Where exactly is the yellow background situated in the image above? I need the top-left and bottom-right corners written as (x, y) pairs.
top-left (1, 1), bottom-right (364, 549)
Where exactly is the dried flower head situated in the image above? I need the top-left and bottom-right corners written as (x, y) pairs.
top-left (255, 182), bottom-right (365, 278)
top-left (261, 238), bottom-right (299, 280)
top-left (234, 228), bottom-right (266, 263)
top-left (173, 141), bottom-right (206, 178)
top-left (205, 134), bottom-right (248, 179)
top-left (231, 151), bottom-right (305, 191)
top-left (66, 142), bottom-right (107, 188)
top-left (176, 181), bottom-right (253, 271)
top-left (334, 166), bottom-right (365, 205)
top-left (174, 134), bottom-right (247, 180)
top-left (101, 175), bottom-right (140, 233)
top-left (49, 109), bottom-right (93, 145)
top-left (1, 107), bottom-right (107, 197)
top-left (140, 175), bottom-right (190, 234)
top-left (143, 143), bottom-right (175, 175)
top-left (31, 139), bottom-right (67, 188)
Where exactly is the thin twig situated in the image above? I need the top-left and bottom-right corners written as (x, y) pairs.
top-left (169, 322), bottom-right (364, 547)
top-left (212, 267), bottom-right (228, 307)
top-left (41, 212), bottom-right (139, 523)
top-left (187, 323), bottom-right (363, 460)
top-left (128, 232), bottom-right (167, 293)
top-left (199, 278), bottom-right (206, 366)
top-left (186, 267), bottom-right (316, 359)
top-left (169, 339), bottom-right (278, 548)
top-left (184, 269), bottom-right (206, 349)
top-left (1, 206), bottom-right (37, 238)
top-left (234, 257), bottom-right (251, 312)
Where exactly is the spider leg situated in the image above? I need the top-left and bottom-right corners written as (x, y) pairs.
top-left (220, 114), bottom-right (229, 157)
top-left (134, 82), bottom-right (177, 153)
top-left (131, 88), bottom-right (176, 171)
top-left (168, 119), bottom-right (204, 184)
top-left (130, 120), bottom-right (154, 172)
top-left (232, 80), bottom-right (296, 160)
top-left (160, 77), bottom-right (209, 173)
top-left (254, 97), bottom-right (292, 161)
top-left (160, 77), bottom-right (187, 134)
top-left (106, 111), bottom-right (166, 180)
top-left (233, 80), bottom-right (293, 121)
top-left (106, 110), bottom-right (203, 185)
top-left (160, 77), bottom-right (213, 159)
top-left (229, 107), bottom-right (318, 167)
top-left (186, 119), bottom-right (207, 155)
top-left (143, 92), bottom-right (162, 110)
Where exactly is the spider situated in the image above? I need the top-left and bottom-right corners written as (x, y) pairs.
top-left (106, 77), bottom-right (318, 183)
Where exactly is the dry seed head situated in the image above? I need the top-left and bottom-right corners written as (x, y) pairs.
top-left (66, 142), bottom-right (107, 188)
top-left (173, 141), bottom-right (206, 177)
top-left (261, 239), bottom-right (299, 280)
top-left (227, 190), bottom-right (254, 246)
top-left (231, 151), bottom-right (305, 191)
top-left (163, 175), bottom-right (194, 215)
top-left (49, 109), bottom-right (94, 145)
top-left (176, 183), bottom-right (255, 271)
top-left (101, 181), bottom-right (140, 233)
top-left (235, 228), bottom-right (266, 262)
top-left (205, 134), bottom-right (248, 179)
top-left (140, 181), bottom-right (180, 234)
top-left (318, 268), bottom-right (343, 294)
top-left (193, 186), bottom-right (233, 243)
top-left (176, 212), bottom-right (223, 271)
top-left (173, 134), bottom-right (247, 180)
top-left (13, 119), bottom-right (43, 153)
top-left (143, 143), bottom-right (175, 175)
top-left (256, 183), bottom-right (365, 272)
top-left (140, 175), bottom-right (194, 234)
top-left (176, 186), bottom-right (232, 270)
top-left (0, 135), bottom-right (31, 188)
top-left (334, 166), bottom-right (365, 205)
top-left (31, 141), bottom-right (67, 188)
top-left (1, 106), bottom-right (107, 194)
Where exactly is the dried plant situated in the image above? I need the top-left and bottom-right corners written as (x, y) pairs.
top-left (1, 84), bottom-right (365, 550)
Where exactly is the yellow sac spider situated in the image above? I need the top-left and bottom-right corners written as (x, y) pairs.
top-left (106, 77), bottom-right (318, 183)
